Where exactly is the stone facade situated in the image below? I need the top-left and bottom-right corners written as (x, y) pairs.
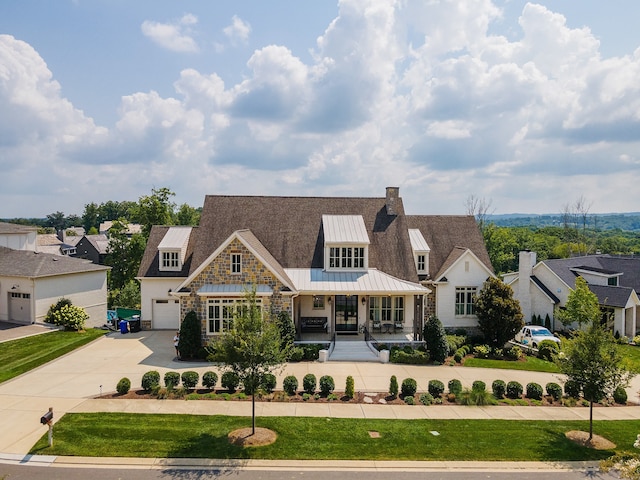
top-left (178, 239), bottom-right (293, 343)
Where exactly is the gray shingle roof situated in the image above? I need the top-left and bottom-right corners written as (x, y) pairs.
top-left (0, 246), bottom-right (110, 277)
top-left (0, 222), bottom-right (36, 234)
top-left (544, 255), bottom-right (640, 291)
top-left (588, 284), bottom-right (634, 308)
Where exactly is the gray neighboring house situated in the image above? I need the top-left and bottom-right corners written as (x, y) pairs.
top-left (505, 251), bottom-right (640, 336)
top-left (0, 222), bottom-right (110, 327)
top-left (72, 234), bottom-right (110, 264)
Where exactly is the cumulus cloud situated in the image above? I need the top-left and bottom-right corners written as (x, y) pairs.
top-left (141, 14), bottom-right (199, 53)
top-left (223, 15), bottom-right (251, 45)
top-left (2, 1), bottom-right (640, 217)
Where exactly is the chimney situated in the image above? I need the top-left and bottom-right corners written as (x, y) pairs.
top-left (518, 250), bottom-right (536, 323)
top-left (385, 187), bottom-right (399, 216)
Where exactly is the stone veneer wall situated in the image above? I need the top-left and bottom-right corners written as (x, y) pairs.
top-left (424, 284), bottom-right (436, 319)
top-left (179, 239), bottom-right (292, 344)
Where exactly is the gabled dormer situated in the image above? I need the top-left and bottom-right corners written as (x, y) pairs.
top-left (408, 228), bottom-right (430, 276)
top-left (322, 215), bottom-right (369, 271)
top-left (158, 227), bottom-right (192, 272)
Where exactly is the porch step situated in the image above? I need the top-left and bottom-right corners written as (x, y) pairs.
top-left (328, 340), bottom-right (379, 362)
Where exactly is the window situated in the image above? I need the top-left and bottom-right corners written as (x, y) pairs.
top-left (455, 287), bottom-right (477, 315)
top-left (312, 295), bottom-right (325, 309)
top-left (207, 298), bottom-right (262, 334)
top-left (369, 296), bottom-right (403, 323)
top-left (328, 246), bottom-right (365, 269)
top-left (417, 254), bottom-right (425, 272)
top-left (161, 251), bottom-right (180, 269)
top-left (231, 253), bottom-right (241, 274)
top-left (608, 277), bottom-right (618, 286)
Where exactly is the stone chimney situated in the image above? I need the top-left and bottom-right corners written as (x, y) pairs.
top-left (385, 187), bottom-right (399, 216)
top-left (518, 250), bottom-right (536, 323)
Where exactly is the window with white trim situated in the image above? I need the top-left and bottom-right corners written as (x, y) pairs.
top-left (161, 251), bottom-right (180, 270)
top-left (416, 254), bottom-right (426, 273)
top-left (369, 296), bottom-right (404, 323)
top-left (312, 295), bottom-right (325, 309)
top-left (455, 287), bottom-right (477, 315)
top-left (231, 253), bottom-right (241, 274)
top-left (328, 246), bottom-right (365, 269)
top-left (207, 297), bottom-right (263, 334)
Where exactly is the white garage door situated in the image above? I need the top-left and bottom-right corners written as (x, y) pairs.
top-left (152, 299), bottom-right (180, 329)
top-left (9, 292), bottom-right (32, 324)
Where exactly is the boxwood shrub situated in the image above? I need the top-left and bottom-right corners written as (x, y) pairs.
top-left (506, 381), bottom-right (523, 399)
top-left (283, 375), bottom-right (298, 396)
top-left (472, 380), bottom-right (486, 392)
top-left (401, 378), bottom-right (418, 397)
top-left (116, 377), bottom-right (131, 395)
top-left (564, 380), bottom-right (581, 398)
top-left (319, 375), bottom-right (335, 395)
top-left (613, 386), bottom-right (628, 404)
top-left (526, 382), bottom-right (543, 400)
top-left (141, 370), bottom-right (160, 392)
top-left (428, 379), bottom-right (445, 398)
top-left (545, 382), bottom-right (562, 401)
top-left (202, 371), bottom-right (218, 390)
top-left (537, 340), bottom-right (559, 361)
top-left (221, 371), bottom-right (240, 392)
top-left (419, 392), bottom-right (434, 405)
top-left (492, 379), bottom-right (506, 399)
top-left (181, 371), bottom-right (199, 390)
top-left (448, 379), bottom-right (462, 395)
top-left (303, 373), bottom-right (317, 394)
top-left (261, 373), bottom-right (277, 393)
top-left (164, 371), bottom-right (180, 389)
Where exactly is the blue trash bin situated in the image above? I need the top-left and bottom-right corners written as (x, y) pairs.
top-left (119, 319), bottom-right (129, 334)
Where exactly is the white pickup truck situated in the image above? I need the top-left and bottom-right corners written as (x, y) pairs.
top-left (514, 326), bottom-right (561, 349)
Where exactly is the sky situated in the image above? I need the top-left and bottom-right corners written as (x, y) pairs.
top-left (1, 1), bottom-right (640, 218)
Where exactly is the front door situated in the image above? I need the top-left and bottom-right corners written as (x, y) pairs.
top-left (335, 295), bottom-right (358, 333)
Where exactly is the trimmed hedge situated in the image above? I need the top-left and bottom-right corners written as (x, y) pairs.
top-left (319, 375), bottom-right (335, 396)
top-left (181, 371), bottom-right (199, 390)
top-left (492, 380), bottom-right (506, 399)
top-left (428, 379), bottom-right (445, 398)
top-left (546, 382), bottom-right (562, 401)
top-left (202, 371), bottom-right (218, 390)
top-left (283, 375), bottom-right (298, 396)
top-left (262, 373), bottom-right (277, 393)
top-left (164, 371), bottom-right (180, 388)
top-left (401, 378), bottom-right (418, 397)
top-left (141, 370), bottom-right (160, 392)
top-left (116, 377), bottom-right (131, 395)
top-left (303, 374), bottom-right (317, 394)
top-left (525, 382), bottom-right (543, 400)
top-left (506, 381), bottom-right (523, 399)
top-left (221, 371), bottom-right (240, 392)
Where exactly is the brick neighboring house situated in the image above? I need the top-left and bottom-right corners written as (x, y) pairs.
top-left (137, 188), bottom-right (494, 342)
top-left (0, 222), bottom-right (110, 327)
top-left (504, 251), bottom-right (640, 336)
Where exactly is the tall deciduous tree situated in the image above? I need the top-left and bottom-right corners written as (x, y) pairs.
top-left (557, 321), bottom-right (634, 440)
top-left (209, 289), bottom-right (288, 434)
top-left (558, 276), bottom-right (601, 328)
top-left (474, 277), bottom-right (524, 349)
top-left (136, 187), bottom-right (175, 238)
top-left (105, 219), bottom-right (145, 290)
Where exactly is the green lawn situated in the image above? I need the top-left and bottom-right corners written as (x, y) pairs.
top-left (0, 328), bottom-right (107, 383)
top-left (618, 344), bottom-right (640, 373)
top-left (462, 355), bottom-right (560, 373)
top-left (30, 413), bottom-right (639, 461)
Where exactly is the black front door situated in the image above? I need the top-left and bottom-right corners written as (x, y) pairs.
top-left (335, 295), bottom-right (358, 333)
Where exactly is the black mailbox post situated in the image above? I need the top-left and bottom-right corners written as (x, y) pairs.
top-left (40, 407), bottom-right (53, 446)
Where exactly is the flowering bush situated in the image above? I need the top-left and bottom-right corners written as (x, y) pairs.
top-left (47, 303), bottom-right (88, 330)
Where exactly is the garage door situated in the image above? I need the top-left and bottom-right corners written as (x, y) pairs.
top-left (152, 299), bottom-right (180, 329)
top-left (9, 292), bottom-right (31, 324)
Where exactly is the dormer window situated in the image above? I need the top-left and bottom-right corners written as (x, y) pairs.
top-left (409, 229), bottom-right (430, 275)
top-left (161, 251), bottom-right (180, 270)
top-left (323, 215), bottom-right (369, 271)
top-left (417, 254), bottom-right (426, 272)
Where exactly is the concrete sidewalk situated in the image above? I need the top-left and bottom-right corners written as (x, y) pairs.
top-left (1, 329), bottom-right (639, 466)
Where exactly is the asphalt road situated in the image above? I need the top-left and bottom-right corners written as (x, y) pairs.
top-left (0, 464), bottom-right (621, 480)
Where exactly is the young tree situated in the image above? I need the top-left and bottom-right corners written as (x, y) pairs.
top-left (558, 276), bottom-right (601, 329)
top-left (423, 315), bottom-right (448, 364)
top-left (556, 322), bottom-right (634, 441)
top-left (475, 277), bottom-right (524, 349)
top-left (209, 289), bottom-right (288, 434)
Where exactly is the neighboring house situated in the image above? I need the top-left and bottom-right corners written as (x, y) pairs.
top-left (137, 188), bottom-right (494, 342)
top-left (72, 234), bottom-right (110, 264)
top-left (36, 234), bottom-right (78, 256)
top-left (99, 221), bottom-right (142, 237)
top-left (0, 222), bottom-right (110, 327)
top-left (504, 251), bottom-right (640, 336)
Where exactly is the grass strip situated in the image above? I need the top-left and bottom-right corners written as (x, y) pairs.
top-left (0, 328), bottom-right (107, 383)
top-left (31, 413), bottom-right (639, 461)
top-left (462, 356), bottom-right (560, 373)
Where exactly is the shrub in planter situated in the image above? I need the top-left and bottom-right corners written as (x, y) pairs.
top-left (448, 379), bottom-right (462, 395)
top-left (302, 344), bottom-right (322, 360)
top-left (420, 392), bottom-right (434, 405)
top-left (492, 380), bottom-right (506, 399)
top-left (537, 340), bottom-right (559, 361)
top-left (261, 373), bottom-right (277, 393)
top-left (546, 382), bottom-right (562, 401)
top-left (181, 371), bottom-right (199, 390)
top-left (303, 373), bottom-right (317, 394)
top-left (288, 347), bottom-right (304, 362)
top-left (202, 371), bottom-right (218, 390)
top-left (141, 370), bottom-right (160, 392)
top-left (564, 379), bottom-right (581, 399)
top-left (428, 379), bottom-right (445, 398)
top-left (401, 378), bottom-right (418, 397)
top-left (389, 375), bottom-right (399, 398)
top-left (404, 395), bottom-right (415, 405)
top-left (613, 386), bottom-right (628, 404)
top-left (506, 381), bottom-right (523, 399)
top-left (221, 371), bottom-right (240, 392)
top-left (390, 349), bottom-right (430, 364)
top-left (472, 380), bottom-right (486, 392)
top-left (164, 371), bottom-right (180, 389)
top-left (345, 376), bottom-right (355, 399)
top-left (116, 377), bottom-right (131, 395)
top-left (526, 382), bottom-right (543, 400)
top-left (283, 375), bottom-right (298, 396)
top-left (319, 375), bottom-right (335, 396)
